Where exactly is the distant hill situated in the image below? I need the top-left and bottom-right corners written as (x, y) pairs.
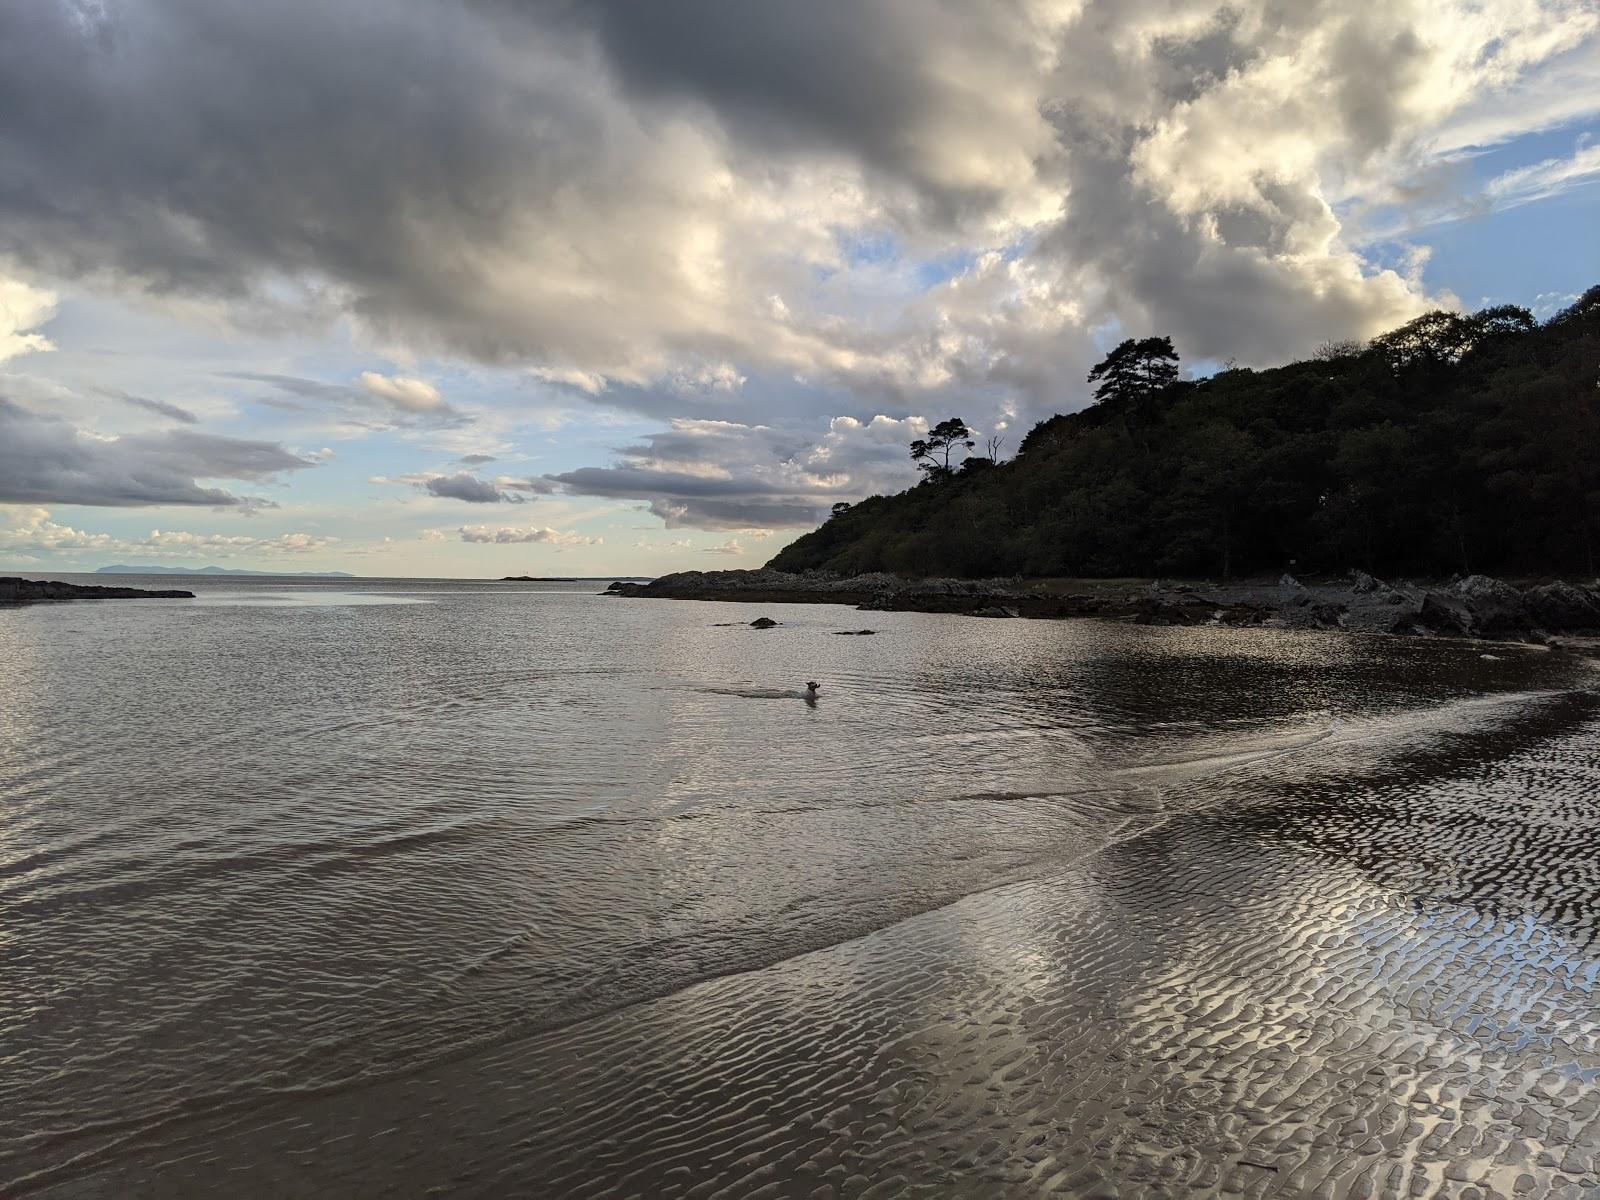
top-left (771, 287), bottom-right (1600, 580)
top-left (95, 565), bottom-right (356, 578)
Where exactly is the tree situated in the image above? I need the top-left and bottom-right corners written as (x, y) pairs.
top-left (1371, 311), bottom-right (1475, 368)
top-left (1313, 339), bottom-right (1365, 362)
top-left (1087, 337), bottom-right (1179, 406)
top-left (1371, 305), bottom-right (1533, 370)
top-left (909, 417), bottom-right (975, 478)
top-left (830, 501), bottom-right (853, 518)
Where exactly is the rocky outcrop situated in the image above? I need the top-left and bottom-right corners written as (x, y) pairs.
top-left (1525, 581), bottom-right (1600, 629)
top-left (610, 568), bottom-right (1600, 642)
top-left (0, 577), bottom-right (195, 604)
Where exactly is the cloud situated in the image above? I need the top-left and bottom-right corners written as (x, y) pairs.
top-left (548, 413), bottom-right (935, 530)
top-left (455, 525), bottom-right (601, 546)
top-left (225, 372), bottom-right (470, 430)
top-left (401, 470), bottom-right (548, 503)
top-left (495, 475), bottom-right (555, 495)
top-left (705, 538), bottom-right (746, 555)
top-left (95, 388), bottom-right (200, 424)
top-left (1484, 141), bottom-right (1600, 211)
top-left (0, 274), bottom-right (56, 363)
top-left (0, 507), bottom-right (337, 559)
top-left (358, 371), bottom-right (448, 413)
top-left (422, 472), bottom-right (522, 503)
top-left (0, 395), bottom-right (313, 507)
top-left (456, 453), bottom-right (497, 466)
top-left (10, 0), bottom-right (1587, 399)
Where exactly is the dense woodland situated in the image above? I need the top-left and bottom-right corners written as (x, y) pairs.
top-left (770, 287), bottom-right (1600, 580)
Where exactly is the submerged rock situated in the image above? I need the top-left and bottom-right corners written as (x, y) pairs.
top-left (749, 616), bottom-right (780, 628)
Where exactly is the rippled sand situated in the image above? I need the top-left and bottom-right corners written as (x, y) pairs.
top-left (2, 578), bottom-right (1597, 1197)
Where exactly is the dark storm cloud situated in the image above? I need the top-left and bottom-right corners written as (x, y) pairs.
top-left (0, 395), bottom-right (312, 507)
top-left (0, 0), bottom-right (1061, 379)
top-left (563, 0), bottom-right (1053, 223)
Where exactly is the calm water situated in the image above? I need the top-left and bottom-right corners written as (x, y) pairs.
top-left (2, 576), bottom-right (1597, 1196)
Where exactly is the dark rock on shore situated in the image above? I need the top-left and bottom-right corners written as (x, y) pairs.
top-left (1, 577), bottom-right (195, 604)
top-left (610, 567), bottom-right (1600, 642)
top-left (749, 616), bottom-right (779, 628)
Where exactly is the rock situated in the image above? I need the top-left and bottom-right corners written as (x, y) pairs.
top-left (1278, 573), bottom-right (1302, 591)
top-left (1131, 597), bottom-right (1207, 626)
top-left (749, 616), bottom-right (779, 628)
top-left (1341, 603), bottom-right (1417, 636)
top-left (831, 629), bottom-right (877, 635)
top-left (1349, 570), bottom-right (1382, 594)
top-left (1280, 600), bottom-right (1345, 629)
top-left (971, 606), bottom-right (1021, 619)
top-left (0, 577), bottom-right (195, 604)
top-left (1416, 589), bottom-right (1474, 636)
top-left (1523, 581), bottom-right (1600, 630)
top-left (1450, 575), bottom-right (1530, 637)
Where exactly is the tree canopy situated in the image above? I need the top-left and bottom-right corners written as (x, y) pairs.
top-left (909, 417), bottom-right (975, 478)
top-left (770, 293), bottom-right (1600, 580)
top-left (1086, 336), bottom-right (1179, 406)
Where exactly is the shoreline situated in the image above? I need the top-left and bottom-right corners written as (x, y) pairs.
top-left (607, 568), bottom-right (1600, 643)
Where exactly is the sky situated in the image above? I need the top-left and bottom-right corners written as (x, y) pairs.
top-left (1, 0), bottom-right (1597, 578)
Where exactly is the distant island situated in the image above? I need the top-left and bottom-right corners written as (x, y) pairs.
top-left (500, 576), bottom-right (578, 582)
top-left (3, 577), bottom-right (195, 604)
top-left (95, 565), bottom-right (356, 578)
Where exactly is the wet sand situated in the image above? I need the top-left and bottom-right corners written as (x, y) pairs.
top-left (29, 690), bottom-right (1600, 1198)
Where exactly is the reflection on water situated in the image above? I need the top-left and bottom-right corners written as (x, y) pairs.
top-left (1, 575), bottom-right (1596, 1195)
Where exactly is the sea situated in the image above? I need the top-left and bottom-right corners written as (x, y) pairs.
top-left (2, 574), bottom-right (1597, 1197)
